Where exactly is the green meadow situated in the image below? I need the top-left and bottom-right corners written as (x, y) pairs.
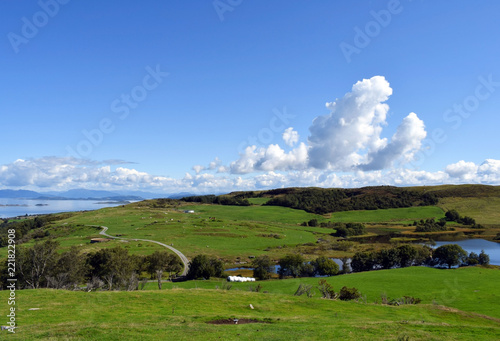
top-left (1, 266), bottom-right (499, 340)
top-left (155, 267), bottom-right (500, 320)
top-left (328, 206), bottom-right (445, 224)
top-left (2, 186), bottom-right (500, 340)
top-left (42, 202), bottom-right (453, 262)
top-left (439, 197), bottom-right (500, 226)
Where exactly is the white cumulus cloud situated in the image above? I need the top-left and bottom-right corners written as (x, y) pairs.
top-left (226, 76), bottom-right (427, 174)
top-left (282, 127), bottom-right (299, 147)
top-left (360, 112), bottom-right (427, 170)
top-left (445, 160), bottom-right (479, 180)
top-left (230, 143), bottom-right (308, 174)
top-left (308, 76), bottom-right (393, 170)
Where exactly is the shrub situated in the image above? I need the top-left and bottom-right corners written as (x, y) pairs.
top-left (339, 286), bottom-right (361, 301)
top-left (332, 223), bottom-right (366, 237)
top-left (294, 284), bottom-right (314, 298)
top-left (249, 284), bottom-right (263, 292)
top-left (307, 219), bottom-right (318, 227)
top-left (387, 296), bottom-right (421, 306)
top-left (317, 279), bottom-right (336, 299)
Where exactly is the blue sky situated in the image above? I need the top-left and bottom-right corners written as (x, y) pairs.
top-left (1, 0), bottom-right (499, 193)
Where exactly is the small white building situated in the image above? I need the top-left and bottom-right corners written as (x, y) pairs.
top-left (184, 210), bottom-right (195, 214)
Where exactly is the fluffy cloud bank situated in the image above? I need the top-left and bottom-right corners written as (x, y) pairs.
top-left (228, 76), bottom-right (427, 174)
top-left (0, 157), bottom-right (169, 190)
top-left (445, 159), bottom-right (500, 182)
top-left (1, 157), bottom-right (499, 194)
top-left (230, 143), bottom-right (309, 174)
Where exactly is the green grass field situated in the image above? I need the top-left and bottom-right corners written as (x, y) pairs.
top-left (57, 203), bottom-right (328, 260)
top-left (1, 267), bottom-right (499, 340)
top-left (36, 203), bottom-right (454, 262)
top-left (1, 188), bottom-right (500, 340)
top-left (152, 267), bottom-right (500, 319)
top-left (439, 197), bottom-right (500, 226)
top-left (5, 201), bottom-right (492, 263)
top-left (329, 206), bottom-right (445, 223)
top-left (247, 197), bottom-right (271, 205)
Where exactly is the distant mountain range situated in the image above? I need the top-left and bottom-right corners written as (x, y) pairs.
top-left (0, 189), bottom-right (42, 198)
top-left (0, 189), bottom-right (175, 201)
top-left (0, 189), bottom-right (217, 201)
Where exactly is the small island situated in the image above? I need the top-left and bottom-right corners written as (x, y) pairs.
top-left (0, 204), bottom-right (29, 207)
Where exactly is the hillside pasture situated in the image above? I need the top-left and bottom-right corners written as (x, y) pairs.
top-left (1, 266), bottom-right (499, 340)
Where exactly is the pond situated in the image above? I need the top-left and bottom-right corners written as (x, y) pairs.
top-left (432, 238), bottom-right (500, 265)
top-left (227, 239), bottom-right (500, 275)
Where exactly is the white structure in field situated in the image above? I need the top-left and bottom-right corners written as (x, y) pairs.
top-left (227, 276), bottom-right (256, 282)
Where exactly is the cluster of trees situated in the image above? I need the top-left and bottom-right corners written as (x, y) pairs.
top-left (433, 244), bottom-right (489, 268)
top-left (331, 223), bottom-right (366, 237)
top-left (0, 241), bottom-right (184, 290)
top-left (351, 244), bottom-right (490, 272)
top-left (413, 210), bottom-right (485, 232)
top-left (0, 216), bottom-right (61, 247)
top-left (186, 254), bottom-right (224, 280)
top-left (414, 218), bottom-right (447, 232)
top-left (148, 198), bottom-right (180, 208)
top-left (180, 195), bottom-right (250, 206)
top-left (301, 219), bottom-right (320, 227)
top-left (351, 245), bottom-right (432, 272)
top-left (263, 187), bottom-right (438, 214)
top-left (250, 254), bottom-right (340, 280)
top-left (444, 210), bottom-right (484, 228)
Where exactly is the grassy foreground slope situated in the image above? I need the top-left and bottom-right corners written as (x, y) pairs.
top-left (151, 267), bottom-right (500, 320)
top-left (2, 286), bottom-right (500, 340)
top-left (2, 267), bottom-right (499, 340)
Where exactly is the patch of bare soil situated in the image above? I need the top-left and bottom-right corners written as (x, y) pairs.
top-left (207, 319), bottom-right (270, 325)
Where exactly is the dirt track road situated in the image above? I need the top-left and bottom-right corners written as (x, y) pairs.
top-left (96, 225), bottom-right (190, 276)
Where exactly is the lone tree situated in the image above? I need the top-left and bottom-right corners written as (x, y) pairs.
top-left (186, 254), bottom-right (224, 280)
top-left (433, 244), bottom-right (468, 269)
top-left (146, 250), bottom-right (183, 288)
top-left (312, 256), bottom-right (339, 276)
top-left (445, 209), bottom-right (460, 222)
top-left (351, 251), bottom-right (376, 272)
top-left (277, 254), bottom-right (306, 279)
top-left (396, 244), bottom-right (418, 268)
top-left (377, 248), bottom-right (400, 269)
top-left (17, 240), bottom-right (59, 289)
top-left (86, 247), bottom-right (138, 290)
top-left (252, 255), bottom-right (274, 280)
top-left (478, 250), bottom-right (490, 265)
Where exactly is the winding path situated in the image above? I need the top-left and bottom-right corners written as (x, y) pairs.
top-left (94, 225), bottom-right (190, 276)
